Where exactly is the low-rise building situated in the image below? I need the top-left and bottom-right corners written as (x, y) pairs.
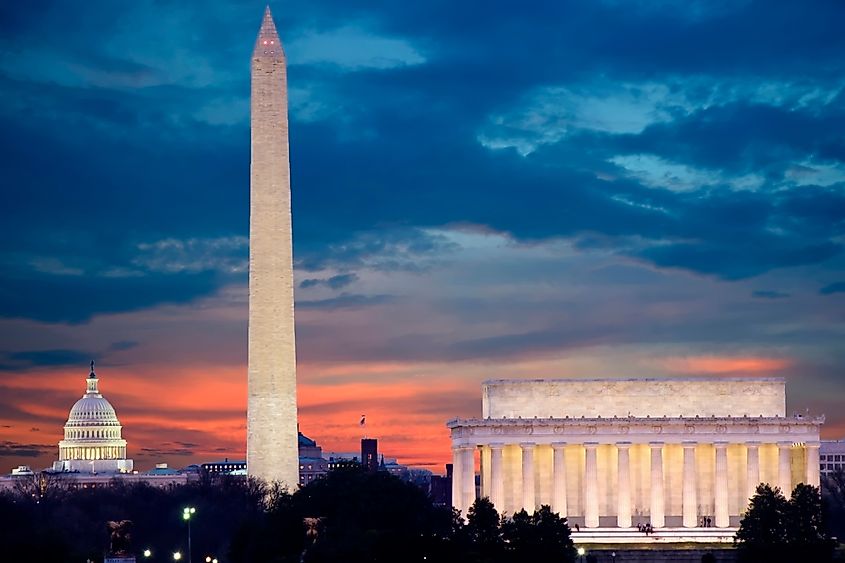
top-left (821, 440), bottom-right (845, 475)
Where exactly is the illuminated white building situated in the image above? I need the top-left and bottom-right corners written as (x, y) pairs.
top-left (448, 378), bottom-right (823, 543)
top-left (51, 363), bottom-right (133, 474)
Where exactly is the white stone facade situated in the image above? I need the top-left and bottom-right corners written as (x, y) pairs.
top-left (483, 378), bottom-right (786, 419)
top-left (449, 378), bottom-right (822, 534)
top-left (247, 7), bottom-right (300, 488)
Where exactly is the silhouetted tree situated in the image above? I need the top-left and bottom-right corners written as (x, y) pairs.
top-left (736, 483), bottom-right (834, 563)
top-left (0, 468), bottom-right (580, 563)
top-left (532, 505), bottom-right (576, 561)
top-left (785, 483), bottom-right (835, 562)
top-left (736, 482), bottom-right (789, 561)
top-left (501, 506), bottom-right (575, 563)
top-left (292, 466), bottom-right (454, 563)
top-left (821, 468), bottom-right (845, 539)
top-left (466, 497), bottom-right (502, 560)
top-left (502, 508), bottom-right (534, 558)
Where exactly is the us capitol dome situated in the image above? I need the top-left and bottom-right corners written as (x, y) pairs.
top-left (51, 362), bottom-right (133, 474)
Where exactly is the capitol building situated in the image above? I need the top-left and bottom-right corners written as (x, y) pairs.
top-left (51, 362), bottom-right (134, 474)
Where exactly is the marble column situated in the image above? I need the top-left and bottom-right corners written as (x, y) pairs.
top-left (650, 442), bottom-right (665, 528)
top-left (617, 442), bottom-right (632, 528)
top-left (521, 443), bottom-right (536, 512)
top-left (746, 442), bottom-right (760, 504)
top-left (682, 442), bottom-right (698, 528)
top-left (462, 446), bottom-right (476, 512)
top-left (806, 441), bottom-right (821, 488)
top-left (452, 446), bottom-right (463, 513)
top-left (778, 441), bottom-right (793, 497)
top-left (490, 443), bottom-right (505, 511)
top-left (552, 442), bottom-right (567, 516)
top-left (715, 442), bottom-right (729, 528)
top-left (584, 442), bottom-right (599, 528)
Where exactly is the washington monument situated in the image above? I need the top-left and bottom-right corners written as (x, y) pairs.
top-left (247, 6), bottom-right (299, 488)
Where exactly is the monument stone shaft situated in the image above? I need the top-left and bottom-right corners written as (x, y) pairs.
top-left (247, 7), bottom-right (299, 488)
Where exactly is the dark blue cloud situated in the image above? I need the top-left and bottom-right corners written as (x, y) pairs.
top-left (0, 440), bottom-right (53, 458)
top-left (300, 273), bottom-right (358, 289)
top-left (752, 290), bottom-right (790, 300)
top-left (0, 270), bottom-right (220, 323)
top-left (820, 282), bottom-right (845, 295)
top-left (298, 293), bottom-right (394, 310)
top-left (7, 349), bottom-right (92, 367)
top-left (0, 0), bottom-right (843, 324)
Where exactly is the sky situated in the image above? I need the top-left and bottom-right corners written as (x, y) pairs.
top-left (0, 0), bottom-right (844, 473)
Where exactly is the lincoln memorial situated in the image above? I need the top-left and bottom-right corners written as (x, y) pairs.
top-left (447, 378), bottom-right (823, 541)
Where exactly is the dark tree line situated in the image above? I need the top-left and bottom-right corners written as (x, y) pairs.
top-left (463, 497), bottom-right (576, 562)
top-left (0, 468), bottom-right (575, 563)
top-left (735, 483), bottom-right (835, 563)
top-left (4, 469), bottom-right (839, 563)
top-left (1, 472), bottom-right (270, 563)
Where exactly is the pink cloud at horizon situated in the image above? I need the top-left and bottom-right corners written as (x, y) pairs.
top-left (0, 362), bottom-right (478, 473)
top-left (659, 356), bottom-right (792, 375)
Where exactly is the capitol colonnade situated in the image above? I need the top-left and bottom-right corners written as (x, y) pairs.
top-left (448, 378), bottom-right (823, 533)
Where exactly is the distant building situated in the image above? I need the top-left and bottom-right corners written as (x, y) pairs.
top-left (51, 363), bottom-right (133, 474)
top-left (62, 464), bottom-right (189, 489)
top-left (362, 438), bottom-right (378, 472)
top-left (0, 463), bottom-right (189, 492)
top-left (821, 440), bottom-right (845, 476)
top-left (200, 432), bottom-right (330, 487)
top-left (326, 454), bottom-right (360, 471)
top-left (201, 458), bottom-right (247, 475)
top-left (430, 464), bottom-right (453, 506)
top-left (298, 433), bottom-right (328, 486)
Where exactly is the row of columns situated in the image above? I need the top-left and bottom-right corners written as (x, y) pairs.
top-left (454, 440), bottom-right (821, 528)
top-left (67, 429), bottom-right (118, 439)
top-left (61, 446), bottom-right (125, 460)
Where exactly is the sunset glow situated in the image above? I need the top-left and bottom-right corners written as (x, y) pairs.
top-left (1, 0), bottom-right (844, 478)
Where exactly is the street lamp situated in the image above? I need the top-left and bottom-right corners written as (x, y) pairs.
top-left (143, 548), bottom-right (152, 558)
top-left (173, 552), bottom-right (182, 561)
top-left (182, 507), bottom-right (196, 563)
top-left (577, 546), bottom-right (586, 563)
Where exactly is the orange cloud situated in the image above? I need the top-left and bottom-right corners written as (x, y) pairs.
top-left (660, 356), bottom-right (792, 375)
top-left (0, 362), bottom-right (477, 474)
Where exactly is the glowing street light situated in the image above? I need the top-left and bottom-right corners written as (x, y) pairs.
top-left (143, 548), bottom-right (152, 558)
top-left (182, 507), bottom-right (196, 563)
top-left (577, 547), bottom-right (586, 562)
top-left (173, 552), bottom-right (182, 561)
